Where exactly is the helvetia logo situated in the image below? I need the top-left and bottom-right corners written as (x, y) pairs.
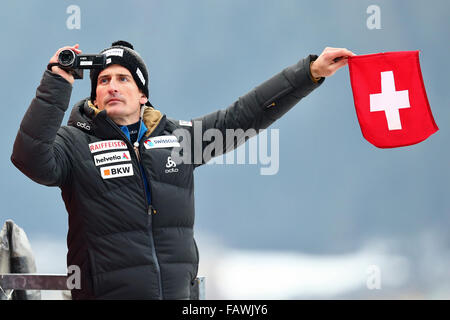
top-left (165, 156), bottom-right (179, 173)
top-left (93, 151), bottom-right (131, 166)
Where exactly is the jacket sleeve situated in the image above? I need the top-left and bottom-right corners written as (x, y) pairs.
top-left (11, 70), bottom-right (73, 187)
top-left (190, 54), bottom-right (325, 166)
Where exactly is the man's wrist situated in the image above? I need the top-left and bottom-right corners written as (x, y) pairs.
top-left (309, 61), bottom-right (322, 83)
top-left (47, 63), bottom-right (74, 85)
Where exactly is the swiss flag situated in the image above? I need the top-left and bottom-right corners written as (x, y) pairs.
top-left (348, 51), bottom-right (438, 148)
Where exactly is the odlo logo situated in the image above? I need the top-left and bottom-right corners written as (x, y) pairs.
top-left (77, 122), bottom-right (91, 130)
top-left (165, 156), bottom-right (179, 173)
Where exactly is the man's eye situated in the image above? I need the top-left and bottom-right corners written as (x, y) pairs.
top-left (99, 78), bottom-right (108, 84)
top-left (120, 76), bottom-right (128, 82)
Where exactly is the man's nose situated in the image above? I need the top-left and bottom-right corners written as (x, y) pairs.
top-left (107, 78), bottom-right (119, 92)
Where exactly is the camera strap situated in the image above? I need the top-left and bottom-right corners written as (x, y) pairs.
top-left (47, 62), bottom-right (60, 72)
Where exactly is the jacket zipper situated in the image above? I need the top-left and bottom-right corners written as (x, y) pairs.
top-left (106, 118), bottom-right (164, 299)
top-left (141, 140), bottom-right (164, 300)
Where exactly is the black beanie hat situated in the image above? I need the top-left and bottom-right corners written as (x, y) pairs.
top-left (90, 40), bottom-right (150, 105)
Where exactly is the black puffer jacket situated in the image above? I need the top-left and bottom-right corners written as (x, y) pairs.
top-left (11, 55), bottom-right (324, 299)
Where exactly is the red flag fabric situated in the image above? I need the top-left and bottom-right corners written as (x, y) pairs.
top-left (348, 51), bottom-right (438, 148)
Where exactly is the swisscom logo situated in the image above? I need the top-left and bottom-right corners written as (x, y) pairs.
top-left (144, 136), bottom-right (180, 149)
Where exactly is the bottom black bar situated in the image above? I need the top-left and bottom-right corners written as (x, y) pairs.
top-left (1, 300), bottom-right (446, 318)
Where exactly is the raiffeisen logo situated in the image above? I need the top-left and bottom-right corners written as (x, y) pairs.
top-left (89, 140), bottom-right (127, 153)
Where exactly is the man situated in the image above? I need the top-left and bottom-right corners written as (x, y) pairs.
top-left (11, 41), bottom-right (354, 299)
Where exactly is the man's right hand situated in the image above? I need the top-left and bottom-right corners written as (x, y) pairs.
top-left (48, 44), bottom-right (82, 85)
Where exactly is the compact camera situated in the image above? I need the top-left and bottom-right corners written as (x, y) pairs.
top-left (57, 49), bottom-right (106, 79)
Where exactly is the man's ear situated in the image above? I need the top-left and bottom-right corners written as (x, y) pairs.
top-left (139, 95), bottom-right (148, 105)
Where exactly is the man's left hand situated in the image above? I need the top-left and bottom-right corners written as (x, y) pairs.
top-left (310, 47), bottom-right (356, 79)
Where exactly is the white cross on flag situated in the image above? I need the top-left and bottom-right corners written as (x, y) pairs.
top-left (348, 51), bottom-right (438, 148)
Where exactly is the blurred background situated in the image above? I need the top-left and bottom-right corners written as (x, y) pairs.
top-left (0, 0), bottom-right (449, 299)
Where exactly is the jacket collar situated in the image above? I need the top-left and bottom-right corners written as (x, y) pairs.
top-left (68, 98), bottom-right (166, 140)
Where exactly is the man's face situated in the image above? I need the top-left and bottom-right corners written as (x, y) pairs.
top-left (94, 64), bottom-right (148, 125)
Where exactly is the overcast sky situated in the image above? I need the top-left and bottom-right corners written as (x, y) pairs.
top-left (1, 0), bottom-right (449, 299)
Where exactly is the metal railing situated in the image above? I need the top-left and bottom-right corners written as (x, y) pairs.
top-left (0, 273), bottom-right (205, 300)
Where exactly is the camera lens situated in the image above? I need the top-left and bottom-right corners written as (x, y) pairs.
top-left (58, 49), bottom-right (76, 67)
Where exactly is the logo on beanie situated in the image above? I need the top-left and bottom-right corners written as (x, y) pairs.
top-left (103, 48), bottom-right (124, 57)
top-left (136, 68), bottom-right (146, 85)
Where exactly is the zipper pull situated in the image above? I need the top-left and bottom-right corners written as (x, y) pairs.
top-left (133, 142), bottom-right (141, 161)
top-left (148, 205), bottom-right (157, 215)
top-left (265, 102), bottom-right (276, 109)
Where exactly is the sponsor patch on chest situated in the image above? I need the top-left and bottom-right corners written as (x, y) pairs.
top-left (89, 140), bottom-right (128, 153)
top-left (100, 163), bottom-right (134, 179)
top-left (93, 151), bottom-right (131, 166)
top-left (143, 135), bottom-right (180, 149)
